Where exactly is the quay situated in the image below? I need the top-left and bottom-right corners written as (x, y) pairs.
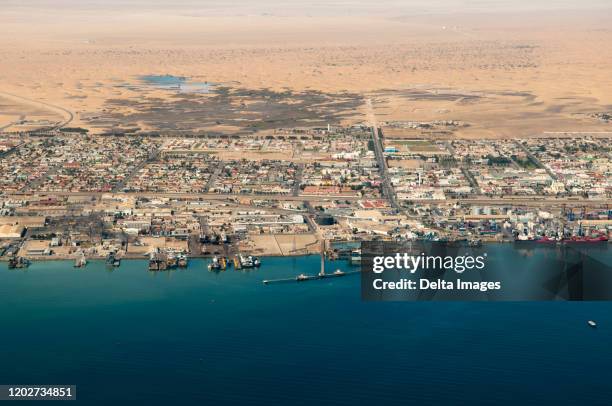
top-left (262, 270), bottom-right (360, 285)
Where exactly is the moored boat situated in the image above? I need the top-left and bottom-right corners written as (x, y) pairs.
top-left (148, 249), bottom-right (167, 271)
top-left (74, 253), bottom-right (87, 268)
top-left (350, 249), bottom-right (361, 264)
top-left (208, 256), bottom-right (221, 271)
top-left (105, 251), bottom-right (119, 267)
top-left (468, 239), bottom-right (482, 247)
top-left (177, 253), bottom-right (188, 268)
top-left (333, 269), bottom-right (346, 276)
top-left (239, 254), bottom-right (261, 268)
top-left (563, 235), bottom-right (608, 244)
top-left (8, 256), bottom-right (30, 269)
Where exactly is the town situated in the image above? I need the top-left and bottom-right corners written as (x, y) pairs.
top-left (0, 124), bottom-right (610, 268)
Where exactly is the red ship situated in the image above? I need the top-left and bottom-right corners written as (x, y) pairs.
top-left (562, 235), bottom-right (609, 243)
top-left (535, 236), bottom-right (559, 244)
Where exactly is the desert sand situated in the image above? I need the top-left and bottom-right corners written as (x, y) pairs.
top-left (0, 1), bottom-right (611, 137)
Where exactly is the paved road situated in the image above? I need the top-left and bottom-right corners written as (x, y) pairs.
top-left (4, 190), bottom-right (363, 202)
top-left (0, 91), bottom-right (73, 130)
top-left (411, 197), bottom-right (611, 206)
top-left (302, 201), bottom-right (323, 241)
top-left (515, 140), bottom-right (558, 180)
top-left (292, 163), bottom-right (304, 197)
top-left (4, 189), bottom-right (608, 207)
top-left (112, 149), bottom-right (161, 193)
top-left (0, 114), bottom-right (25, 131)
top-left (22, 163), bottom-right (62, 192)
top-left (365, 98), bottom-right (400, 210)
top-left (204, 164), bottom-right (224, 192)
top-left (0, 141), bottom-right (24, 159)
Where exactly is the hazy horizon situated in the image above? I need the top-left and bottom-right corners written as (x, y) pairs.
top-left (3, 0), bottom-right (612, 16)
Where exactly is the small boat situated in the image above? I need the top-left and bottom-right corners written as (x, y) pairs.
top-left (468, 239), bottom-right (482, 247)
top-left (105, 252), bottom-right (115, 266)
top-left (106, 251), bottom-right (120, 267)
top-left (74, 253), bottom-right (87, 268)
top-left (166, 252), bottom-right (178, 269)
top-left (333, 269), bottom-right (346, 276)
top-left (588, 320), bottom-right (597, 328)
top-left (177, 253), bottom-right (188, 268)
top-left (208, 256), bottom-right (221, 271)
top-left (296, 273), bottom-right (309, 281)
top-left (148, 249), bottom-right (167, 271)
top-left (239, 254), bottom-right (260, 268)
top-left (8, 256), bottom-right (30, 269)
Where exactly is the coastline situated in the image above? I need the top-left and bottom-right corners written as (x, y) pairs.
top-left (2, 240), bottom-right (609, 263)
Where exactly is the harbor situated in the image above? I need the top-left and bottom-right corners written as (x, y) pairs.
top-left (1, 250), bottom-right (611, 406)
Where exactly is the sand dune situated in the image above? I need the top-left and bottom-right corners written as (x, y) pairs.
top-left (0, 3), bottom-right (611, 137)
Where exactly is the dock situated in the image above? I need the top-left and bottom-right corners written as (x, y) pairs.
top-left (263, 239), bottom-right (360, 284)
top-left (263, 270), bottom-right (360, 285)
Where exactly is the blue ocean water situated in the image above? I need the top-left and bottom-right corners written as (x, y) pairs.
top-left (0, 247), bottom-right (611, 405)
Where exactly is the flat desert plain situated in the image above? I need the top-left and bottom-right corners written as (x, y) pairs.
top-left (0, 1), bottom-right (611, 138)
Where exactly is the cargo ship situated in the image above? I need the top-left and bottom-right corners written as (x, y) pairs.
top-left (563, 235), bottom-right (608, 244)
top-left (515, 234), bottom-right (608, 244)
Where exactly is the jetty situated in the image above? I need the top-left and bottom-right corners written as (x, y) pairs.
top-left (263, 269), bottom-right (360, 285)
top-left (263, 240), bottom-right (360, 285)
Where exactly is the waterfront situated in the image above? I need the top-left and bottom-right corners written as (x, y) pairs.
top-left (1, 247), bottom-right (612, 405)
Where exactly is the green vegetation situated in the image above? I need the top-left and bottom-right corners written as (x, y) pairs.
top-left (485, 155), bottom-right (512, 166)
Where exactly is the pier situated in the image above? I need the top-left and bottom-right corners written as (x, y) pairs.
top-left (263, 239), bottom-right (360, 284)
top-left (262, 270), bottom-right (361, 285)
